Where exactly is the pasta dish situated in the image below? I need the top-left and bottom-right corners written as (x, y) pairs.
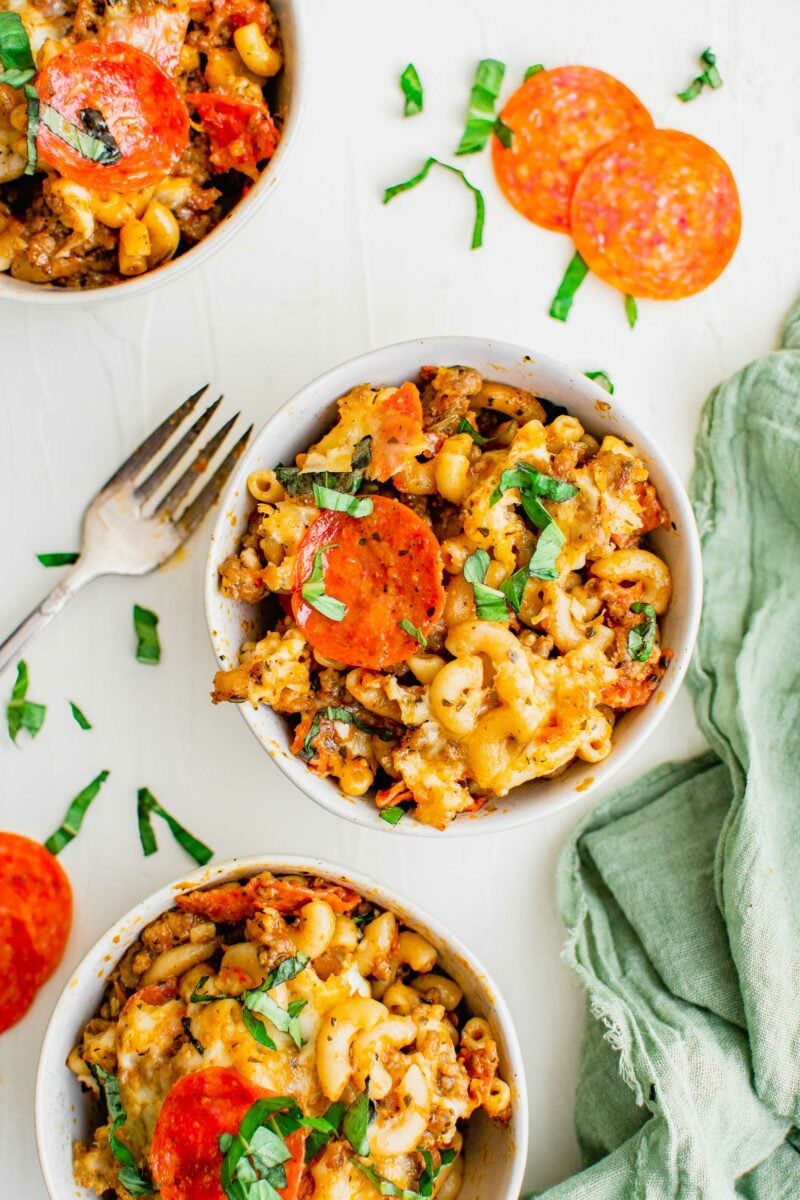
top-left (69, 870), bottom-right (511, 1199)
top-left (212, 366), bottom-right (673, 829)
top-left (0, 0), bottom-right (283, 287)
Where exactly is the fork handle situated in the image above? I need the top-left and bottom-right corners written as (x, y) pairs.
top-left (0, 563), bottom-right (100, 676)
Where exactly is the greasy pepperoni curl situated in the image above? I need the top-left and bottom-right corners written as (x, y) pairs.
top-left (151, 1068), bottom-right (306, 1200)
top-left (36, 42), bottom-right (189, 193)
top-left (571, 129), bottom-right (741, 300)
top-left (0, 832), bottom-right (72, 987)
top-left (492, 66), bottom-right (653, 233)
top-left (292, 496), bottom-right (445, 670)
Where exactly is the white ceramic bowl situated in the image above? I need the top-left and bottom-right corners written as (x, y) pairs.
top-left (35, 855), bottom-right (528, 1200)
top-left (205, 336), bottom-right (703, 836)
top-left (0, 0), bottom-right (305, 305)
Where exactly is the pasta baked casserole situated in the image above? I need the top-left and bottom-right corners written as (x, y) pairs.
top-left (212, 366), bottom-right (673, 829)
top-left (0, 0), bottom-right (284, 288)
top-left (69, 870), bottom-right (512, 1199)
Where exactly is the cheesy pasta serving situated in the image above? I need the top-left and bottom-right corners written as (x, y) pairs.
top-left (69, 870), bottom-right (511, 1200)
top-left (213, 366), bottom-right (672, 829)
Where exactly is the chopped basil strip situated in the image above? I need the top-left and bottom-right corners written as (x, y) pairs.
top-left (301, 705), bottom-right (395, 762)
top-left (550, 252), bottom-right (589, 322)
top-left (69, 701), bottom-right (92, 730)
top-left (489, 463), bottom-right (577, 594)
top-left (182, 1016), bottom-right (205, 1055)
top-left (136, 787), bottom-right (213, 866)
top-left (304, 1102), bottom-right (346, 1161)
top-left (677, 47), bottom-right (722, 102)
top-left (489, 462), bottom-right (579, 512)
top-left (241, 1006), bottom-right (277, 1049)
top-left (379, 805), bottom-right (405, 826)
top-left (625, 294), bottom-right (638, 329)
top-left (418, 1149), bottom-right (457, 1198)
top-left (45, 770), bottom-right (110, 853)
top-left (498, 565), bottom-right (530, 613)
top-left (384, 157), bottom-right (485, 250)
top-left (313, 483), bottom-right (373, 518)
top-left (301, 547), bottom-right (347, 621)
top-left (39, 102), bottom-right (122, 164)
top-left (37, 551), bottom-right (79, 566)
top-left (352, 1160), bottom-right (422, 1199)
top-left (400, 62), bottom-right (423, 115)
top-left (456, 417), bottom-right (489, 445)
top-left (275, 435), bottom-right (372, 496)
top-left (493, 117), bottom-right (513, 149)
top-left (190, 976), bottom-right (213, 1002)
top-left (7, 660), bottom-right (45, 743)
top-left (463, 549), bottom-right (509, 622)
top-left (0, 12), bottom-right (35, 76)
top-left (92, 1066), bottom-right (153, 1196)
top-left (627, 601), bottom-right (657, 662)
top-left (526, 520), bottom-right (564, 581)
top-left (456, 58), bottom-right (506, 155)
top-left (524, 64), bottom-right (544, 80)
top-left (342, 1090), bottom-right (373, 1156)
top-left (23, 82), bottom-right (37, 174)
top-left (399, 617), bottom-right (427, 648)
top-left (584, 370), bottom-right (615, 395)
top-left (220, 1095), bottom-right (343, 1199)
top-left (242, 953), bottom-right (310, 1049)
top-left (133, 605), bottom-right (161, 664)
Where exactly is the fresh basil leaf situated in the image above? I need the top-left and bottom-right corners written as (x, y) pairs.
top-left (242, 954), bottom-right (309, 1048)
top-left (463, 547), bottom-right (490, 585)
top-left (191, 976), bottom-right (212, 1002)
top-left (456, 58), bottom-right (506, 155)
top-left (304, 1102), bottom-right (346, 1162)
top-left (418, 1148), bottom-right (456, 1198)
top-left (69, 701), bottom-right (92, 730)
top-left (301, 706), bottom-right (395, 762)
top-left (136, 787), bottom-right (213, 866)
top-left (527, 521), bottom-right (564, 580)
top-left (493, 117), bottom-right (513, 148)
top-left (677, 77), bottom-right (704, 102)
top-left (242, 1006), bottom-right (278, 1049)
top-left (274, 436), bottom-right (372, 496)
top-left (182, 1015), bottom-right (205, 1055)
top-left (463, 549), bottom-right (509, 622)
top-left (313, 483), bottom-right (373, 518)
top-left (515, 463), bottom-right (579, 504)
top-left (0, 12), bottom-right (35, 74)
top-left (118, 1166), bottom-right (155, 1198)
top-left (264, 953), bottom-right (310, 990)
top-left (221, 1098), bottom-right (303, 1200)
top-left (245, 1125), bottom-right (291, 1170)
top-left (39, 102), bottom-right (122, 164)
top-left (625, 294), bottom-right (638, 329)
top-left (677, 46), bottom-right (722, 101)
top-left (379, 805), bottom-right (405, 826)
top-left (351, 1160), bottom-right (421, 1199)
top-left (584, 370), bottom-right (614, 395)
top-left (524, 63), bottom-right (544, 80)
top-left (627, 601), bottom-right (657, 662)
top-left (37, 551), bottom-right (79, 566)
top-left (343, 1091), bottom-right (373, 1157)
top-left (23, 82), bottom-right (38, 174)
top-left (301, 547), bottom-right (347, 622)
top-left (6, 660), bottom-right (46, 743)
top-left (490, 463), bottom-right (578, 513)
top-left (399, 617), bottom-right (427, 648)
top-left (92, 1066), bottom-right (153, 1196)
top-left (133, 605), bottom-right (160, 664)
top-left (244, 991), bottom-right (301, 1043)
top-left (384, 157), bottom-right (485, 249)
top-left (44, 770), bottom-right (110, 854)
top-left (550, 251), bottom-right (589, 322)
top-left (456, 418), bottom-right (489, 445)
top-left (400, 62), bottom-right (423, 115)
top-left (499, 565), bottom-right (530, 613)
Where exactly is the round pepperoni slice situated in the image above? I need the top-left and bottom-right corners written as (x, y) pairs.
top-left (492, 66), bottom-right (653, 232)
top-left (0, 833), bottom-right (72, 986)
top-left (0, 906), bottom-right (42, 1033)
top-left (151, 1069), bottom-right (306, 1200)
top-left (36, 41), bottom-right (189, 193)
top-left (571, 129), bottom-right (741, 299)
top-left (292, 496), bottom-right (445, 670)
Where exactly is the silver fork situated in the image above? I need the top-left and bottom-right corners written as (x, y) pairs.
top-left (0, 387), bottom-right (252, 675)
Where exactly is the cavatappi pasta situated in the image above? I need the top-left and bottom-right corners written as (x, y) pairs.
top-left (213, 366), bottom-right (673, 829)
top-left (69, 871), bottom-right (511, 1200)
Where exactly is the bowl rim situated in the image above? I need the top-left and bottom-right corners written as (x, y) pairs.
top-left (0, 0), bottom-right (307, 306)
top-left (204, 334), bottom-right (703, 837)
top-left (34, 853), bottom-right (529, 1200)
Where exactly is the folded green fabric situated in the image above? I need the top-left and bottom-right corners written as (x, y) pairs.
top-left (527, 308), bottom-right (800, 1198)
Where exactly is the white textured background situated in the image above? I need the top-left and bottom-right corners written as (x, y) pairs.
top-left (2, 0), bottom-right (799, 1194)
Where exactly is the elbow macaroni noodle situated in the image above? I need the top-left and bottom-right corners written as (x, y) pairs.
top-left (213, 366), bottom-right (674, 829)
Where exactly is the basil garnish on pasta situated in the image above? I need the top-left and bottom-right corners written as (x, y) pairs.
top-left (36, 551), bottom-right (79, 567)
top-left (44, 770), bottom-right (110, 854)
top-left (456, 418), bottom-right (489, 445)
top-left (301, 706), bottom-right (395, 762)
top-left (399, 617), bottom-right (427, 647)
top-left (627, 601), bottom-right (657, 662)
top-left (352, 1160), bottom-right (423, 1199)
top-left (7, 660), bottom-right (45, 743)
top-left (136, 787), bottom-right (213, 866)
top-left (677, 47), bottom-right (722, 102)
top-left (192, 954), bottom-right (309, 1051)
top-left (342, 1090), bottom-right (373, 1156)
top-left (419, 1149), bottom-right (456, 1197)
top-left (313, 483), bottom-right (373, 518)
top-left (0, 11), bottom-right (34, 85)
top-left (490, 463), bottom-right (578, 591)
top-left (400, 63), bottom-right (423, 115)
top-left (275, 436), bottom-right (372, 496)
top-left (301, 548), bottom-right (347, 621)
top-left (550, 251), bottom-right (589, 322)
top-left (584, 370), bottom-right (615, 394)
top-left (39, 104), bottom-right (122, 164)
top-left (92, 1066), bottom-right (154, 1197)
top-left (463, 549), bottom-right (509, 622)
top-left (379, 805), bottom-right (405, 826)
top-left (383, 157), bottom-right (485, 249)
top-left (456, 58), bottom-right (507, 155)
top-left (133, 605), bottom-right (161, 664)
top-left (625, 294), bottom-right (638, 329)
top-left (69, 701), bottom-right (92, 730)
top-left (220, 1095), bottom-right (344, 1200)
top-left (304, 1102), bottom-right (346, 1161)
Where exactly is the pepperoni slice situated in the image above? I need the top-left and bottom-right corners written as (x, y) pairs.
top-left (36, 42), bottom-right (189, 192)
top-left (0, 832), bottom-right (72, 986)
top-left (292, 496), bottom-right (445, 670)
top-left (492, 66), bottom-right (653, 233)
top-left (368, 383), bottom-right (428, 482)
top-left (184, 93), bottom-right (279, 181)
top-left (151, 1069), bottom-right (306, 1200)
top-left (176, 883), bottom-right (256, 924)
top-left (99, 9), bottom-right (191, 76)
top-left (0, 907), bottom-right (41, 1033)
top-left (570, 129), bottom-right (741, 299)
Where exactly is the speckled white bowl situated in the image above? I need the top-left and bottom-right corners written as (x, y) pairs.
top-left (35, 855), bottom-right (528, 1200)
top-left (0, 0), bottom-right (305, 304)
top-left (204, 336), bottom-right (703, 836)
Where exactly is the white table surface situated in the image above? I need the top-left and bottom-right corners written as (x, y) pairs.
top-left (2, 0), bottom-right (799, 1194)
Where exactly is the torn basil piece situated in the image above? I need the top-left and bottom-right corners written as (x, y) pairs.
top-left (418, 1148), bottom-right (457, 1198)
top-left (301, 548), bottom-right (347, 622)
top-left (44, 770), bottom-right (110, 854)
top-left (677, 47), bottom-right (723, 102)
top-left (38, 102), bottom-right (122, 164)
top-left (301, 706), bottom-right (395, 762)
top-left (463, 549), bottom-right (509, 622)
top-left (6, 660), bottom-right (45, 743)
top-left (584, 370), bottom-right (614, 395)
top-left (275, 435), bottom-right (372, 496)
top-left (399, 617), bottom-right (427, 648)
top-left (37, 551), bottom-right (79, 566)
top-left (456, 58), bottom-right (506, 155)
top-left (69, 701), bottom-right (92, 730)
top-left (133, 605), bottom-right (161, 664)
top-left (92, 1066), bottom-right (153, 1196)
top-left (342, 1090), bottom-right (373, 1156)
top-left (456, 418), bottom-right (489, 445)
top-left (379, 805), bottom-right (405, 826)
top-left (312, 483), bottom-right (373, 518)
top-left (384, 157), bottom-right (485, 249)
top-left (627, 601), bottom-right (657, 662)
top-left (136, 787), bottom-right (213, 866)
top-left (524, 64), bottom-right (544, 80)
top-left (304, 1102), bottom-right (346, 1162)
top-left (400, 62), bottom-right (423, 115)
top-left (550, 252), bottom-right (589, 322)
top-left (625, 294), bottom-right (638, 329)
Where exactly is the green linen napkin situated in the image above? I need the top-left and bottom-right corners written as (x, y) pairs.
top-left (528, 308), bottom-right (800, 1198)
